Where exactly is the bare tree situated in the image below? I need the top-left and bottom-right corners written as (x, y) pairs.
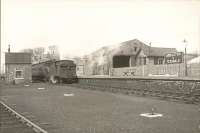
top-left (47, 45), bottom-right (60, 60)
top-left (21, 47), bottom-right (45, 63)
top-left (21, 45), bottom-right (61, 64)
top-left (33, 47), bottom-right (45, 63)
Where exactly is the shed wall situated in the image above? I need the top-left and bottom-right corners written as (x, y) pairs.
top-left (5, 64), bottom-right (32, 84)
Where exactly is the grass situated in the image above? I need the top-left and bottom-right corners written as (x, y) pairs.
top-left (1, 83), bottom-right (200, 133)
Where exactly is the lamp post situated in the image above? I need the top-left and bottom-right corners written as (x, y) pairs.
top-left (147, 42), bottom-right (151, 76)
top-left (183, 39), bottom-right (188, 76)
top-left (0, 37), bottom-right (1, 75)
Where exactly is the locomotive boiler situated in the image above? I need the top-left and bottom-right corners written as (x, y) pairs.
top-left (32, 60), bottom-right (77, 83)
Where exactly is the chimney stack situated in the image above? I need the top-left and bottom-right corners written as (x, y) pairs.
top-left (8, 44), bottom-right (10, 53)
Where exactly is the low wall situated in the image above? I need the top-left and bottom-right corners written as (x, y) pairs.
top-left (111, 63), bottom-right (185, 77)
top-left (188, 64), bottom-right (200, 78)
top-left (75, 76), bottom-right (200, 104)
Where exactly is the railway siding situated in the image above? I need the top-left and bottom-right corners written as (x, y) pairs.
top-left (75, 76), bottom-right (200, 104)
top-left (0, 101), bottom-right (48, 133)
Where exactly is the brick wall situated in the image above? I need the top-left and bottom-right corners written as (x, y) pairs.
top-left (5, 64), bottom-right (32, 84)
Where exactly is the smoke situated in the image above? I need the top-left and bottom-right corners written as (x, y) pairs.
top-left (81, 42), bottom-right (124, 75)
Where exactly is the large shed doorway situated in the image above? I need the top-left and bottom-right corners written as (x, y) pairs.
top-left (113, 56), bottom-right (130, 68)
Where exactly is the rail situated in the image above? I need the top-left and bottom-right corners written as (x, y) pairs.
top-left (0, 101), bottom-right (48, 133)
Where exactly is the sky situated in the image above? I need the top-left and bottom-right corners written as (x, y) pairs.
top-left (1, 0), bottom-right (200, 64)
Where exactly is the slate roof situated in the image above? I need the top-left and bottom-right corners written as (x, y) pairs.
top-left (113, 39), bottom-right (150, 56)
top-left (85, 39), bottom-right (178, 60)
top-left (149, 47), bottom-right (177, 57)
top-left (110, 39), bottom-right (177, 57)
top-left (5, 52), bottom-right (31, 64)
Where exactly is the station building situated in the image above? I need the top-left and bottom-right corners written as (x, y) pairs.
top-left (5, 52), bottom-right (32, 84)
top-left (79, 39), bottom-right (193, 77)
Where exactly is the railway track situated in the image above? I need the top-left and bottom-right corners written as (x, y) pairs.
top-left (0, 101), bottom-right (48, 133)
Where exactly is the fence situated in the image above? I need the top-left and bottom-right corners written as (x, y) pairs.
top-left (110, 63), bottom-right (199, 77)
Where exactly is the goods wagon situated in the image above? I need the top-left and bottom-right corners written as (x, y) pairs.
top-left (32, 60), bottom-right (77, 83)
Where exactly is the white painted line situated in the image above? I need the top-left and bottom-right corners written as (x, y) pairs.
top-left (38, 88), bottom-right (45, 90)
top-left (0, 101), bottom-right (48, 133)
top-left (140, 113), bottom-right (163, 118)
top-left (64, 93), bottom-right (74, 97)
top-left (24, 85), bottom-right (30, 87)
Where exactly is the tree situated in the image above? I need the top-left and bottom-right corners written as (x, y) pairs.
top-left (20, 45), bottom-right (61, 64)
top-left (33, 47), bottom-right (45, 63)
top-left (47, 45), bottom-right (60, 60)
top-left (20, 47), bottom-right (45, 63)
top-left (20, 48), bottom-right (34, 54)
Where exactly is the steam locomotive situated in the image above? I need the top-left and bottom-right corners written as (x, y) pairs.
top-left (32, 60), bottom-right (77, 83)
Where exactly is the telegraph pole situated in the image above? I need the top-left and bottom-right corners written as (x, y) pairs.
top-left (0, 1), bottom-right (2, 76)
top-left (147, 42), bottom-right (151, 76)
top-left (0, 37), bottom-right (1, 75)
top-left (183, 39), bottom-right (188, 76)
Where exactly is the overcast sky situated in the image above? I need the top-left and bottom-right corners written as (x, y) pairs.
top-left (1, 0), bottom-right (200, 60)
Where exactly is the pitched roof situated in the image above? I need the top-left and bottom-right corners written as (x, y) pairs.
top-left (149, 47), bottom-right (177, 56)
top-left (110, 39), bottom-right (177, 57)
top-left (5, 52), bottom-right (31, 64)
top-left (86, 39), bottom-right (177, 58)
top-left (112, 39), bottom-right (150, 55)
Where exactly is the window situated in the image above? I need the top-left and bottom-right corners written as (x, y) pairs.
top-left (154, 58), bottom-right (158, 65)
top-left (15, 70), bottom-right (23, 79)
top-left (134, 47), bottom-right (137, 52)
top-left (154, 57), bottom-right (163, 65)
top-left (158, 58), bottom-right (163, 64)
top-left (144, 57), bottom-right (146, 65)
top-left (138, 57), bottom-right (146, 65)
